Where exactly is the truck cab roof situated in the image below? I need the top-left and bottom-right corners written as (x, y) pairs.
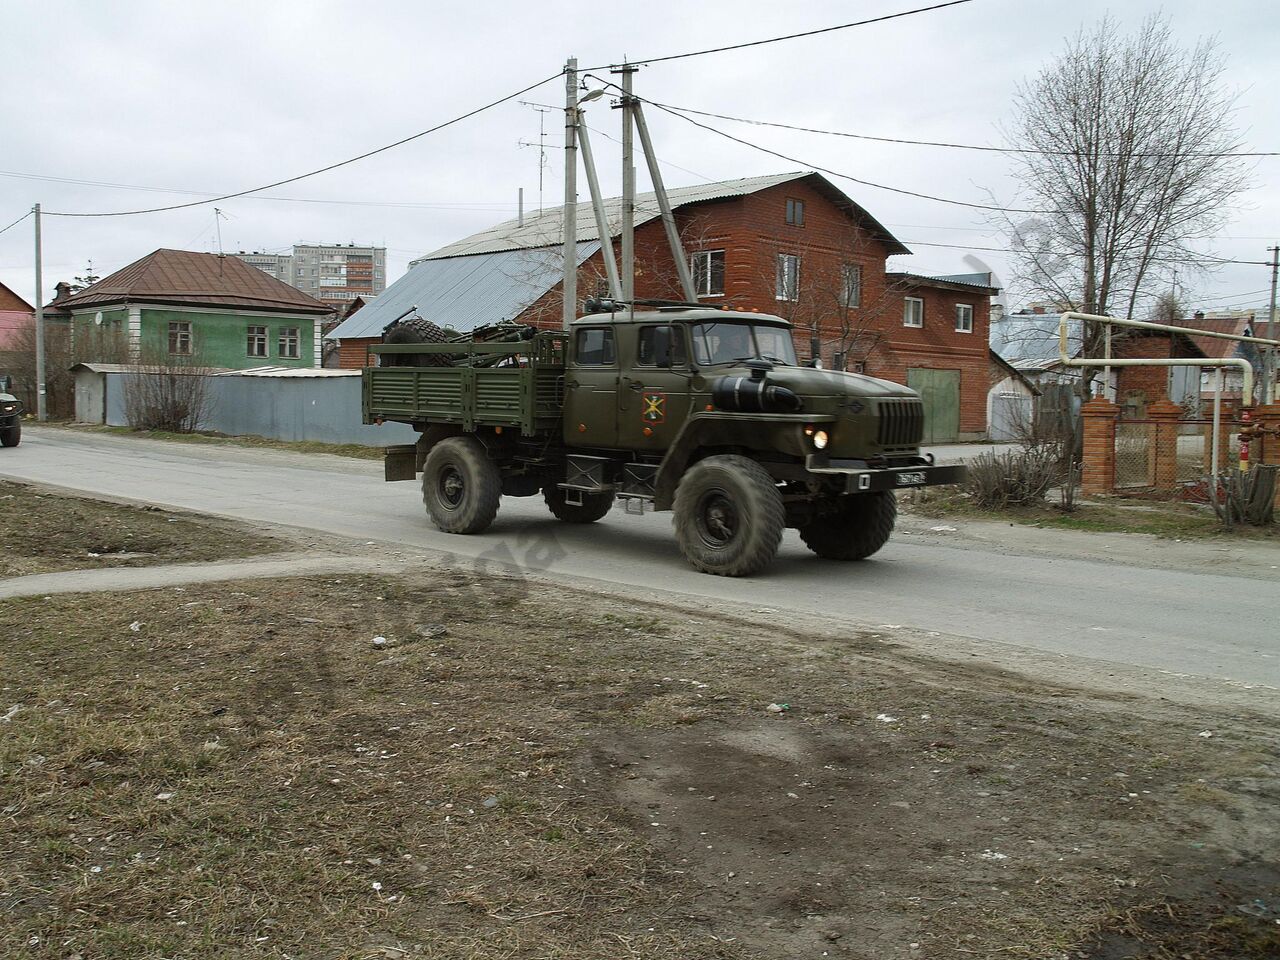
top-left (572, 306), bottom-right (792, 328)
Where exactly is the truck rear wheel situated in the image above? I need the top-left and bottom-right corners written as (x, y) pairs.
top-left (799, 491), bottom-right (896, 560)
top-left (0, 423), bottom-right (19, 447)
top-left (422, 436), bottom-right (501, 534)
top-left (673, 455), bottom-right (784, 577)
top-left (542, 484), bottom-right (614, 523)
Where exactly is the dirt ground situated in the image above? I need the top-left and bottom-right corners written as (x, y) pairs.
top-left (0, 480), bottom-right (282, 578)
top-left (2, 566), bottom-right (1277, 960)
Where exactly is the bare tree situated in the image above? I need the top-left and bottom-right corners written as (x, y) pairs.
top-left (1001, 15), bottom-right (1250, 391)
top-left (122, 341), bottom-right (216, 433)
top-left (758, 228), bottom-right (903, 369)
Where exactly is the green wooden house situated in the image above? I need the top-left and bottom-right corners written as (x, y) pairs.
top-left (51, 248), bottom-right (333, 368)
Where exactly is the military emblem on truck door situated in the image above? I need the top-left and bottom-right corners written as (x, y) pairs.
top-left (642, 391), bottom-right (667, 424)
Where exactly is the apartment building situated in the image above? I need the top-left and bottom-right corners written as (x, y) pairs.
top-left (232, 243), bottom-right (387, 307)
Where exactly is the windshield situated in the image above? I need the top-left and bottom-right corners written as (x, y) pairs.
top-left (689, 322), bottom-right (797, 366)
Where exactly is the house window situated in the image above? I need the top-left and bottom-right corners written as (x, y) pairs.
top-left (637, 325), bottom-right (687, 367)
top-left (247, 325), bottom-right (268, 357)
top-left (168, 321), bottom-right (192, 356)
top-left (691, 250), bottom-right (725, 297)
top-left (279, 327), bottom-right (300, 358)
top-left (841, 263), bottom-right (862, 308)
top-left (955, 303), bottom-right (974, 333)
top-left (574, 327), bottom-right (615, 365)
top-left (775, 253), bottom-right (800, 301)
top-left (785, 198), bottom-right (805, 226)
top-left (904, 297), bottom-right (924, 328)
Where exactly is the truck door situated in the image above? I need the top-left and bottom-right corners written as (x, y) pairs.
top-left (564, 325), bottom-right (619, 447)
top-left (618, 324), bottom-right (693, 452)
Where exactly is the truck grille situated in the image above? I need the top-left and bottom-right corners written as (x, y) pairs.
top-left (877, 398), bottom-right (924, 447)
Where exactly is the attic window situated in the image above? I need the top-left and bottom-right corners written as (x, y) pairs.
top-left (785, 198), bottom-right (805, 226)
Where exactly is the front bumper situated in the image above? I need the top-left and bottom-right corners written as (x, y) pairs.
top-left (804, 454), bottom-right (966, 493)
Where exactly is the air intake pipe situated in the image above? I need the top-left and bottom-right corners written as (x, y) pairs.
top-left (710, 373), bottom-right (802, 414)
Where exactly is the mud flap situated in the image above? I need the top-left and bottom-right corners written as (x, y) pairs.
top-left (384, 444), bottom-right (418, 482)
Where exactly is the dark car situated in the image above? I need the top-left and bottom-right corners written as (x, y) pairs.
top-left (0, 387), bottom-right (21, 447)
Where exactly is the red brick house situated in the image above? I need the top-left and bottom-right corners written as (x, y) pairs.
top-left (0, 279), bottom-right (34, 352)
top-left (330, 171), bottom-right (999, 439)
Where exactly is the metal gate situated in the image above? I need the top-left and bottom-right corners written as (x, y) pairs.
top-left (989, 392), bottom-right (1032, 442)
top-left (907, 368), bottom-right (961, 444)
top-left (1115, 420), bottom-right (1155, 488)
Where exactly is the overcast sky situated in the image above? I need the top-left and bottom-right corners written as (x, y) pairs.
top-left (1, 0), bottom-right (1275, 316)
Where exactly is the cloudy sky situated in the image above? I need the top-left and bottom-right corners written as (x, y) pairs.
top-left (1, 0), bottom-right (1275, 315)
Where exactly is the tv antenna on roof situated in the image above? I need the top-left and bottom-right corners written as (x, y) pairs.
top-left (213, 207), bottom-right (230, 256)
top-left (519, 101), bottom-right (557, 216)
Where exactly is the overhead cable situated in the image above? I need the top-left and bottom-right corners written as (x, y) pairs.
top-left (43, 71), bottom-right (563, 218)
top-left (0, 210), bottom-right (33, 239)
top-left (652, 102), bottom-right (1279, 159)
top-left (584, 0), bottom-right (975, 69)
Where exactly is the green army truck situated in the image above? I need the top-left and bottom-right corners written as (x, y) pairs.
top-left (363, 304), bottom-right (964, 576)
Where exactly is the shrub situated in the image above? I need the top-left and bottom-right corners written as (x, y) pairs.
top-left (964, 448), bottom-right (1059, 508)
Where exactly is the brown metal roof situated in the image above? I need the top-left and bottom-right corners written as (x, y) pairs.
top-left (1178, 316), bottom-right (1255, 360)
top-left (0, 279), bottom-right (33, 313)
top-left (54, 249), bottom-right (332, 315)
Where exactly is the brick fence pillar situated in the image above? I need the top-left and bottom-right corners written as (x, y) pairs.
top-left (1081, 398), bottom-right (1120, 496)
top-left (1147, 399), bottom-right (1184, 492)
top-left (1254, 402), bottom-right (1280, 509)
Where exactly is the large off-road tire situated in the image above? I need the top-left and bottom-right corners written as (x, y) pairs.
top-left (542, 484), bottom-right (614, 523)
top-left (673, 455), bottom-right (785, 577)
top-left (799, 491), bottom-right (896, 560)
top-left (0, 423), bottom-right (19, 448)
top-left (383, 316), bottom-right (453, 367)
top-left (421, 436), bottom-right (501, 534)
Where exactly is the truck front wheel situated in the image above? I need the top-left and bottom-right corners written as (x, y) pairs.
top-left (799, 491), bottom-right (896, 560)
top-left (0, 423), bottom-right (18, 448)
top-left (422, 436), bottom-right (501, 534)
top-left (673, 455), bottom-right (784, 577)
top-left (543, 484), bottom-right (614, 523)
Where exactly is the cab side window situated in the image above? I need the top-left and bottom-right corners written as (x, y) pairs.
top-left (574, 327), bottom-right (615, 365)
top-left (637, 325), bottom-right (687, 367)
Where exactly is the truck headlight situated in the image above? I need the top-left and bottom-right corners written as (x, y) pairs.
top-left (812, 429), bottom-right (829, 450)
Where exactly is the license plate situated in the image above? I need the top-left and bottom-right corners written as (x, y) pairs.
top-left (895, 471), bottom-right (927, 486)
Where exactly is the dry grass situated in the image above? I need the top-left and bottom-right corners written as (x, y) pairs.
top-left (0, 480), bottom-right (282, 578)
top-left (1, 568), bottom-right (1277, 958)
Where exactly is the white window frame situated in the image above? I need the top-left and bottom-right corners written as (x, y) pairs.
top-left (690, 249), bottom-right (726, 297)
top-left (841, 263), bottom-right (862, 308)
top-left (903, 297), bottom-right (924, 328)
top-left (279, 326), bottom-right (300, 359)
top-left (168, 320), bottom-right (192, 356)
top-left (775, 253), bottom-right (800, 302)
top-left (247, 324), bottom-right (268, 358)
top-left (955, 303), bottom-right (974, 333)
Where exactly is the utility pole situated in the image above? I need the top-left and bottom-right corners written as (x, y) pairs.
top-left (33, 203), bottom-right (46, 421)
top-left (576, 107), bottom-right (622, 300)
top-left (561, 57), bottom-right (578, 330)
top-left (1265, 244), bottom-right (1278, 405)
top-left (613, 62), bottom-right (637, 304)
top-left (631, 99), bottom-right (698, 302)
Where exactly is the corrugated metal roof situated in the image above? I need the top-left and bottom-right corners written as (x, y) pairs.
top-left (329, 241), bottom-right (601, 341)
top-left (213, 366), bottom-right (360, 378)
top-left (414, 171), bottom-right (908, 261)
top-left (990, 312), bottom-right (1082, 363)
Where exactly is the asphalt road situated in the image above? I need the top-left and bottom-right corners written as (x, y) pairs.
top-left (3, 427), bottom-right (1277, 689)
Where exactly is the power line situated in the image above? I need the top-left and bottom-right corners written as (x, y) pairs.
top-left (43, 70), bottom-right (563, 218)
top-left (0, 210), bottom-right (33, 239)
top-left (652, 102), bottom-right (1279, 159)
top-left (0, 170), bottom-right (521, 210)
top-left (899, 237), bottom-right (1271, 266)
top-left (583, 0), bottom-right (975, 69)
top-left (612, 86), bottom-right (1041, 214)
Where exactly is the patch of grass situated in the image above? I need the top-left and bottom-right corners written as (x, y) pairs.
top-left (0, 480), bottom-right (282, 578)
top-left (905, 488), bottom-right (1279, 541)
top-left (46, 422), bottom-right (385, 461)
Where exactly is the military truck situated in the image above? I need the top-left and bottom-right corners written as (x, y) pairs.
top-left (363, 304), bottom-right (963, 576)
top-left (0, 374), bottom-right (21, 448)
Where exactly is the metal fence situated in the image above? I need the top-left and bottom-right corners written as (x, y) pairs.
top-left (1175, 420), bottom-right (1242, 484)
top-left (1115, 420), bottom-right (1154, 488)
